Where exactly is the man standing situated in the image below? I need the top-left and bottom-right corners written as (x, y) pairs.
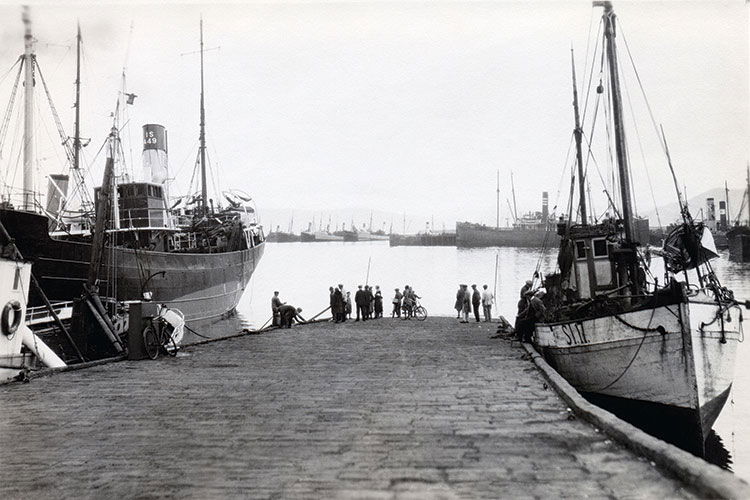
top-left (481, 284), bottom-right (494, 322)
top-left (365, 285), bottom-right (374, 319)
top-left (271, 291), bottom-right (283, 326)
top-left (392, 288), bottom-right (402, 318)
top-left (471, 284), bottom-right (481, 323)
top-left (332, 286), bottom-right (345, 323)
top-left (461, 285), bottom-right (471, 323)
top-left (355, 285), bottom-right (367, 321)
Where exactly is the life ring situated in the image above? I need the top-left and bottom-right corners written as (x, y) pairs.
top-left (1, 300), bottom-right (22, 337)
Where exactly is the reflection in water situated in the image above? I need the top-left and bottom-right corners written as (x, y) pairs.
top-left (197, 242), bottom-right (749, 480)
top-left (706, 430), bottom-right (733, 471)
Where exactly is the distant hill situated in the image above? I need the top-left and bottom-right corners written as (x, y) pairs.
top-left (641, 187), bottom-right (747, 228)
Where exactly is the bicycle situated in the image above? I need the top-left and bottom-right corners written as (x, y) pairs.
top-left (401, 299), bottom-right (428, 321)
top-left (142, 312), bottom-right (181, 360)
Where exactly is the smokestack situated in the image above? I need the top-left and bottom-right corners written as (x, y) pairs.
top-left (706, 198), bottom-right (716, 230)
top-left (541, 192), bottom-right (549, 221)
top-left (142, 124), bottom-right (168, 184)
top-left (719, 200), bottom-right (727, 230)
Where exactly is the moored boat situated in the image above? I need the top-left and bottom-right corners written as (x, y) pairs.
top-left (0, 12), bottom-right (264, 326)
top-left (529, 1), bottom-right (742, 456)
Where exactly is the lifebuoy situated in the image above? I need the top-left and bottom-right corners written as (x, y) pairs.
top-left (1, 300), bottom-right (22, 337)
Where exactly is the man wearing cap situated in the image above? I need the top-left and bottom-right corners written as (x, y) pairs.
top-left (354, 285), bottom-right (367, 321)
top-left (278, 304), bottom-right (305, 328)
top-left (471, 284), bottom-right (481, 322)
top-left (271, 291), bottom-right (283, 326)
top-left (481, 284), bottom-right (494, 322)
top-left (392, 288), bottom-right (402, 318)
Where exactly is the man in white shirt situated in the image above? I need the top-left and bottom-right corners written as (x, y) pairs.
top-left (481, 284), bottom-right (494, 322)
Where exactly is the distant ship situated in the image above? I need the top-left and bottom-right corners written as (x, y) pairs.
top-left (726, 167), bottom-right (750, 262)
top-left (0, 13), bottom-right (264, 325)
top-left (456, 192), bottom-right (558, 248)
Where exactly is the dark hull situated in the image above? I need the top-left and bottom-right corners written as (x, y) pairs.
top-left (389, 233), bottom-right (456, 246)
top-left (456, 221), bottom-right (558, 248)
top-left (266, 232), bottom-right (299, 243)
top-left (583, 386), bottom-right (731, 457)
top-left (1, 208), bottom-right (264, 323)
top-left (727, 227), bottom-right (750, 262)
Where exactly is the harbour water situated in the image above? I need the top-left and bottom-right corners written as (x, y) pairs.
top-left (215, 241), bottom-right (749, 480)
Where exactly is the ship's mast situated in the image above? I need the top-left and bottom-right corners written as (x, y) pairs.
top-left (746, 164), bottom-right (750, 227)
top-left (73, 23), bottom-right (82, 172)
top-left (496, 169), bottom-right (500, 228)
top-left (22, 7), bottom-right (35, 211)
top-left (510, 171), bottom-right (518, 222)
top-left (597, 0), bottom-right (635, 241)
top-left (199, 17), bottom-right (208, 216)
top-left (571, 49), bottom-right (588, 226)
top-left (724, 180), bottom-right (730, 229)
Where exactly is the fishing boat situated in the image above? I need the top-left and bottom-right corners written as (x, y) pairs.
top-left (531, 1), bottom-right (742, 456)
top-left (0, 243), bottom-right (66, 382)
top-left (0, 12), bottom-right (264, 326)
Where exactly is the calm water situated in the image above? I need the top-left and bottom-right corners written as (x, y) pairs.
top-left (223, 241), bottom-right (750, 478)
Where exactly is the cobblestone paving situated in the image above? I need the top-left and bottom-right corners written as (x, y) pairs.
top-left (0, 317), bottom-right (697, 499)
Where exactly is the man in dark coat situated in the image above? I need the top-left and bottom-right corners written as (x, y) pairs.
top-left (271, 291), bottom-right (283, 326)
top-left (332, 287), bottom-right (345, 322)
top-left (364, 285), bottom-right (374, 319)
top-left (354, 285), bottom-right (367, 321)
top-left (471, 284), bottom-right (481, 323)
top-left (278, 304), bottom-right (304, 328)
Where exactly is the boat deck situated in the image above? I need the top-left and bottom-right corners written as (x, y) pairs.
top-left (0, 317), bottom-right (698, 498)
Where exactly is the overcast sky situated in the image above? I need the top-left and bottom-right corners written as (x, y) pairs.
top-left (0, 0), bottom-right (747, 229)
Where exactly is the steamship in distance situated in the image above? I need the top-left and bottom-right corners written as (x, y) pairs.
top-left (456, 192), bottom-right (558, 248)
top-left (457, 190), bottom-right (651, 248)
top-left (0, 13), bottom-right (265, 346)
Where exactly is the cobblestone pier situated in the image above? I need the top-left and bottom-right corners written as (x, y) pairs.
top-left (0, 317), bottom-right (699, 498)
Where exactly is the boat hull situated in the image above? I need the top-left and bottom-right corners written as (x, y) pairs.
top-left (534, 291), bottom-right (740, 454)
top-left (0, 208), bottom-right (264, 323)
top-left (727, 227), bottom-right (750, 262)
top-left (456, 221), bottom-right (557, 248)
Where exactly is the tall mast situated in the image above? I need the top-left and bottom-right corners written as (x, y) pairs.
top-left (724, 180), bottom-right (730, 229)
top-left (199, 17), bottom-right (208, 216)
top-left (746, 164), bottom-right (750, 227)
top-left (571, 48), bottom-right (588, 225)
top-left (73, 23), bottom-right (82, 171)
top-left (495, 169), bottom-right (500, 228)
top-left (22, 7), bottom-right (35, 211)
top-left (510, 171), bottom-right (518, 222)
top-left (596, 1), bottom-right (635, 241)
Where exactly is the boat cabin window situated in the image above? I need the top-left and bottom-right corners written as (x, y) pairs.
top-left (593, 238), bottom-right (608, 257)
top-left (575, 241), bottom-right (587, 259)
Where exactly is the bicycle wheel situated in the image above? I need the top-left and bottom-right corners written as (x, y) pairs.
top-left (414, 306), bottom-right (427, 321)
top-left (142, 325), bottom-right (160, 360)
top-left (164, 330), bottom-right (179, 357)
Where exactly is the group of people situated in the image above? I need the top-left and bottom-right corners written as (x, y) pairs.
top-left (271, 291), bottom-right (305, 328)
top-left (454, 284), bottom-right (494, 323)
top-left (392, 285), bottom-right (420, 318)
top-left (327, 284), bottom-right (386, 322)
top-left (514, 280), bottom-right (547, 342)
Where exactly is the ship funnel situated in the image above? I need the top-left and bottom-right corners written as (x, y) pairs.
top-left (706, 198), bottom-right (716, 230)
top-left (142, 124), bottom-right (168, 184)
top-left (541, 192), bottom-right (549, 221)
top-left (719, 201), bottom-right (727, 230)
